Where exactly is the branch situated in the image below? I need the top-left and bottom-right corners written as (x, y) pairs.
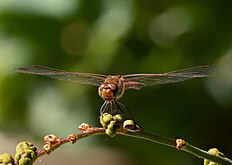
top-left (119, 130), bottom-right (232, 165)
top-left (36, 123), bottom-right (106, 158)
top-left (32, 123), bottom-right (231, 165)
top-left (0, 121), bottom-right (231, 165)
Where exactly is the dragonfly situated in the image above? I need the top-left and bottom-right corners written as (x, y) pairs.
top-left (15, 65), bottom-right (215, 118)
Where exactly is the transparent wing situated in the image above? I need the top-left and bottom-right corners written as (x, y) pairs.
top-left (14, 65), bottom-right (107, 86)
top-left (124, 65), bottom-right (215, 90)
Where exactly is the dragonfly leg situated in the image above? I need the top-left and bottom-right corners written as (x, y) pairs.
top-left (100, 101), bottom-right (109, 115)
top-left (114, 101), bottom-right (124, 115)
top-left (115, 101), bottom-right (143, 129)
top-left (116, 101), bottom-right (134, 119)
top-left (109, 101), bottom-right (113, 114)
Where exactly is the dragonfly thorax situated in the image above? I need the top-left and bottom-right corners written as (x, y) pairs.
top-left (98, 76), bottom-right (125, 101)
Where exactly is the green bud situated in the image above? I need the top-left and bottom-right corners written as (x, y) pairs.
top-left (100, 113), bottom-right (124, 137)
top-left (100, 117), bottom-right (107, 128)
top-left (123, 120), bottom-right (136, 130)
top-left (113, 114), bottom-right (123, 122)
top-left (25, 149), bottom-right (37, 159)
top-left (0, 153), bottom-right (14, 165)
top-left (208, 148), bottom-right (225, 157)
top-left (107, 120), bottom-right (117, 130)
top-left (18, 157), bottom-right (32, 165)
top-left (16, 142), bottom-right (36, 153)
top-left (15, 142), bottom-right (37, 165)
top-left (100, 113), bottom-right (113, 128)
top-left (204, 148), bottom-right (225, 165)
top-left (105, 128), bottom-right (117, 137)
top-left (102, 113), bottom-right (113, 123)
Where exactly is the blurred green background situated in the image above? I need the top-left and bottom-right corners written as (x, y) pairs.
top-left (0, 0), bottom-right (231, 164)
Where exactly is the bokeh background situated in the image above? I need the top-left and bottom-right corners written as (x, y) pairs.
top-left (0, 0), bottom-right (231, 164)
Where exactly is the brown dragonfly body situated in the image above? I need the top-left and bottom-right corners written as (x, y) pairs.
top-left (15, 65), bottom-right (215, 116)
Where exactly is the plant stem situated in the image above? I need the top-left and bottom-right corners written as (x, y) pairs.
top-left (35, 124), bottom-right (231, 165)
top-left (183, 143), bottom-right (231, 165)
top-left (119, 130), bottom-right (176, 148)
top-left (120, 130), bottom-right (232, 165)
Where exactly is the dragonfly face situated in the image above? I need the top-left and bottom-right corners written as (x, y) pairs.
top-left (98, 75), bottom-right (125, 101)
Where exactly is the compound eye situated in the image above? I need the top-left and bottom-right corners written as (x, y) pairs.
top-left (108, 83), bottom-right (117, 91)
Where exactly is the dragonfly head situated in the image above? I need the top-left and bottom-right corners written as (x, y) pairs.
top-left (98, 82), bottom-right (118, 101)
top-left (98, 76), bottom-right (125, 101)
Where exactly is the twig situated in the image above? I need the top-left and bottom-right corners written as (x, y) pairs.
top-left (35, 123), bottom-right (106, 160)
top-left (33, 123), bottom-right (232, 165)
top-left (120, 130), bottom-right (232, 165)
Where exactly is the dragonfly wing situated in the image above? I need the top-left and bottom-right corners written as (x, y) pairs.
top-left (15, 65), bottom-right (107, 86)
top-left (124, 65), bottom-right (215, 89)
